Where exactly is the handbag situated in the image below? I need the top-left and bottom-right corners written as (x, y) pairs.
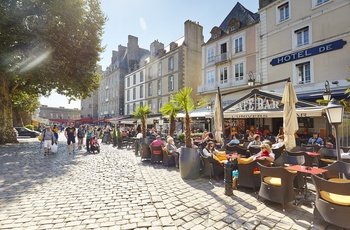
top-left (51, 143), bottom-right (58, 153)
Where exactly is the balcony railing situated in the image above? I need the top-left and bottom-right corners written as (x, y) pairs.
top-left (215, 52), bottom-right (230, 64)
top-left (197, 73), bottom-right (261, 94)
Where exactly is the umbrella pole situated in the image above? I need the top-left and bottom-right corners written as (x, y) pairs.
top-left (217, 87), bottom-right (225, 145)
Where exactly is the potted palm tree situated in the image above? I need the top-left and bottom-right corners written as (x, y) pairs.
top-left (172, 87), bottom-right (207, 179)
top-left (132, 105), bottom-right (152, 144)
top-left (112, 127), bottom-right (117, 147)
top-left (160, 101), bottom-right (182, 137)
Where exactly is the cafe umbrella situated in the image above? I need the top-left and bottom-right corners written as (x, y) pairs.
top-left (214, 88), bottom-right (224, 143)
top-left (281, 81), bottom-right (299, 151)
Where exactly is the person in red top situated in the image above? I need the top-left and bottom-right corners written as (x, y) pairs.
top-left (254, 143), bottom-right (275, 163)
top-left (149, 135), bottom-right (165, 148)
top-left (255, 128), bottom-right (263, 137)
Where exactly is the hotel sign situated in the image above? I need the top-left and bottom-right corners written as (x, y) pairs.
top-left (270, 39), bottom-right (347, 66)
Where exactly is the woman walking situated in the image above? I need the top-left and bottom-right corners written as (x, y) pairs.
top-left (85, 126), bottom-right (94, 153)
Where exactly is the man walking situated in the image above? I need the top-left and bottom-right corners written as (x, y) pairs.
top-left (65, 122), bottom-right (77, 154)
top-left (42, 126), bottom-right (56, 156)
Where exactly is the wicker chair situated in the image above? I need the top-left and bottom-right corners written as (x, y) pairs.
top-left (227, 145), bottom-right (248, 157)
top-left (290, 146), bottom-right (313, 152)
top-left (150, 145), bottom-right (163, 164)
top-left (283, 154), bottom-right (306, 190)
top-left (248, 146), bottom-right (261, 156)
top-left (321, 161), bottom-right (350, 180)
top-left (312, 174), bottom-right (350, 229)
top-left (162, 147), bottom-right (175, 167)
top-left (318, 148), bottom-right (336, 167)
top-left (257, 162), bottom-right (297, 211)
top-left (237, 158), bottom-right (270, 192)
top-left (287, 151), bottom-right (315, 167)
top-left (140, 143), bottom-right (151, 161)
top-left (272, 145), bottom-right (285, 160)
top-left (302, 144), bottom-right (321, 152)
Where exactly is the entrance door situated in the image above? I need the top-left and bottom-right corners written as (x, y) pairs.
top-left (273, 118), bottom-right (283, 135)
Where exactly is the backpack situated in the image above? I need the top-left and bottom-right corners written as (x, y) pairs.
top-left (77, 129), bottom-right (85, 138)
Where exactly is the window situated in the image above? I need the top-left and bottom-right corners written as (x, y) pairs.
top-left (127, 77), bottom-right (130, 87)
top-left (158, 63), bottom-right (162, 77)
top-left (295, 27), bottom-right (309, 47)
top-left (140, 101), bottom-right (143, 107)
top-left (148, 67), bottom-right (152, 79)
top-left (316, 0), bottom-right (330, 6)
top-left (148, 100), bottom-right (152, 109)
top-left (297, 62), bottom-right (311, 84)
top-left (168, 75), bottom-right (174, 91)
top-left (133, 74), bottom-right (136, 84)
top-left (140, 85), bottom-right (144, 98)
top-left (219, 67), bottom-right (228, 84)
top-left (133, 103), bottom-right (136, 112)
top-left (126, 104), bottom-right (130, 115)
top-left (140, 71), bottom-right (144, 82)
top-left (127, 89), bottom-right (130, 101)
top-left (234, 63), bottom-right (244, 81)
top-left (158, 99), bottom-right (162, 112)
top-left (148, 82), bottom-right (152, 96)
top-left (234, 37), bottom-right (243, 53)
top-left (220, 43), bottom-right (227, 54)
top-left (207, 71), bottom-right (215, 85)
top-left (168, 57), bottom-right (174, 70)
top-left (207, 47), bottom-right (215, 63)
top-left (157, 80), bottom-right (162, 95)
top-left (278, 2), bottom-right (290, 23)
top-left (133, 88), bottom-right (136, 100)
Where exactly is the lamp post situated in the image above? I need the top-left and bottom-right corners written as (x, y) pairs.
top-left (322, 80), bottom-right (332, 101)
top-left (247, 71), bottom-right (255, 86)
top-left (324, 98), bottom-right (344, 161)
top-left (159, 117), bottom-right (164, 134)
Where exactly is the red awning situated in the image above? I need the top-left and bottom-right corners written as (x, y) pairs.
top-left (49, 119), bottom-right (70, 123)
top-left (75, 117), bottom-right (93, 123)
top-left (93, 119), bottom-right (107, 123)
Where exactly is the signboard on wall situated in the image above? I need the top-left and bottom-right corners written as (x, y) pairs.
top-left (270, 39), bottom-right (347, 66)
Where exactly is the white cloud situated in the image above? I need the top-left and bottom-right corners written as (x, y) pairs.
top-left (140, 17), bottom-right (147, 31)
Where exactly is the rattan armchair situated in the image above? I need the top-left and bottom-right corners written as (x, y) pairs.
top-left (318, 148), bottom-right (336, 167)
top-left (140, 143), bottom-right (151, 161)
top-left (257, 162), bottom-right (297, 211)
top-left (237, 158), bottom-right (270, 191)
top-left (321, 161), bottom-right (350, 180)
top-left (150, 145), bottom-right (163, 164)
top-left (312, 174), bottom-right (350, 229)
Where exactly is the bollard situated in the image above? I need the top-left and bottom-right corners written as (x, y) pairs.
top-left (134, 138), bottom-right (140, 156)
top-left (224, 160), bottom-right (234, 196)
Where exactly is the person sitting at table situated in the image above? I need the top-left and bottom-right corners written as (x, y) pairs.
top-left (326, 134), bottom-right (335, 149)
top-left (202, 132), bottom-right (216, 144)
top-left (247, 130), bottom-right (255, 141)
top-left (255, 128), bottom-right (263, 137)
top-left (252, 143), bottom-right (275, 163)
top-left (202, 141), bottom-right (222, 182)
top-left (166, 137), bottom-right (179, 167)
top-left (308, 132), bottom-right (323, 145)
top-left (227, 134), bottom-right (240, 145)
top-left (149, 135), bottom-right (165, 148)
top-left (247, 134), bottom-right (262, 149)
top-left (272, 135), bottom-right (285, 149)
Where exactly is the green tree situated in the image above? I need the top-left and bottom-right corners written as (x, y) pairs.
top-left (132, 105), bottom-right (152, 138)
top-left (172, 87), bottom-right (207, 148)
top-left (0, 0), bottom-right (106, 143)
top-left (160, 101), bottom-right (181, 137)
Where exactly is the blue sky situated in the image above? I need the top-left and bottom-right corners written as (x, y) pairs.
top-left (40, 0), bottom-right (259, 108)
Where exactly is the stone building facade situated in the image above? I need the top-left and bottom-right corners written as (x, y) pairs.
top-left (39, 105), bottom-right (81, 120)
top-left (200, 2), bottom-right (260, 106)
top-left (124, 20), bottom-right (204, 115)
top-left (98, 35), bottom-right (149, 119)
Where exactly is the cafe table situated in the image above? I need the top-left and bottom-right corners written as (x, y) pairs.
top-left (285, 165), bottom-right (327, 206)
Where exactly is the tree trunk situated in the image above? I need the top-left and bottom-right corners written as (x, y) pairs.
top-left (0, 77), bottom-right (17, 144)
top-left (169, 116), bottom-right (175, 137)
top-left (185, 112), bottom-right (192, 148)
top-left (141, 118), bottom-right (146, 138)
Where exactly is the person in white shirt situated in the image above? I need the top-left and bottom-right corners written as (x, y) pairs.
top-left (272, 135), bottom-right (285, 149)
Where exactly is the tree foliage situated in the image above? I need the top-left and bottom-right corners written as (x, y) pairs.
top-left (160, 101), bottom-right (182, 137)
top-left (0, 0), bottom-right (106, 143)
top-left (132, 105), bottom-right (152, 138)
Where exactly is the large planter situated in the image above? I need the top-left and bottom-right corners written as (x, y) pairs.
top-left (179, 147), bottom-right (200, 179)
top-left (117, 137), bottom-right (122, 149)
top-left (140, 137), bottom-right (150, 145)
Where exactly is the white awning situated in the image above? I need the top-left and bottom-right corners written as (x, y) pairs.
top-left (223, 107), bottom-right (325, 119)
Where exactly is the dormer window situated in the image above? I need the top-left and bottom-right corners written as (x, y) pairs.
top-left (210, 26), bottom-right (222, 40)
top-left (228, 18), bottom-right (241, 33)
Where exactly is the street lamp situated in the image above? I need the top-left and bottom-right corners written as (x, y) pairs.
top-left (159, 117), bottom-right (164, 133)
top-left (247, 71), bottom-right (255, 86)
top-left (324, 98), bottom-right (344, 161)
top-left (322, 80), bottom-right (332, 101)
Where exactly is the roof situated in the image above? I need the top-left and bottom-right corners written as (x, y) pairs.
top-left (207, 2), bottom-right (259, 43)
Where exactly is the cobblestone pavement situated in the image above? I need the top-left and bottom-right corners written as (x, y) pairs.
top-left (0, 135), bottom-right (343, 230)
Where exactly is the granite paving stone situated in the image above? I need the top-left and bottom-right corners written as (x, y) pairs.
top-left (0, 135), bottom-right (342, 229)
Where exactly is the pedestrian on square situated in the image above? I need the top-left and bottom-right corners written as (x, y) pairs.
top-left (85, 126), bottom-right (94, 153)
top-left (65, 122), bottom-right (77, 154)
top-left (52, 125), bottom-right (59, 144)
top-left (42, 126), bottom-right (56, 156)
top-left (77, 125), bottom-right (85, 150)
